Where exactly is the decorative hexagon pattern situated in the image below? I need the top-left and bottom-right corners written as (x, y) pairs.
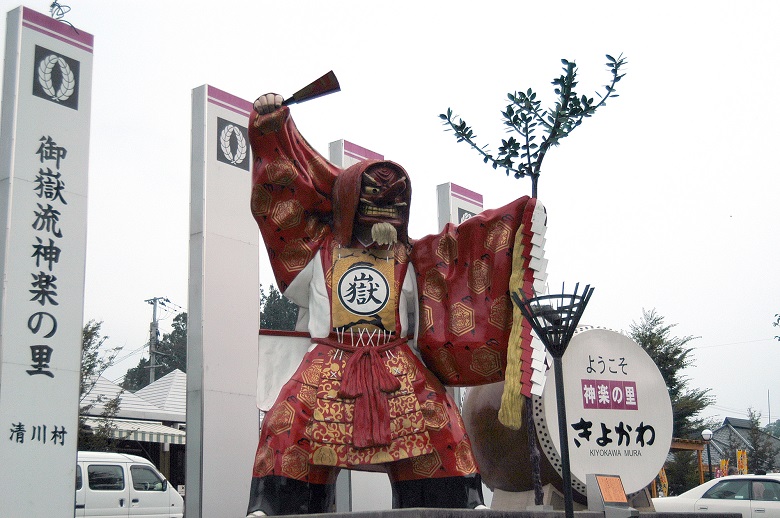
top-left (436, 234), bottom-right (458, 264)
top-left (448, 302), bottom-right (475, 336)
top-left (281, 444), bottom-right (309, 480)
top-left (266, 158), bottom-right (297, 186)
top-left (279, 239), bottom-right (313, 273)
top-left (423, 269), bottom-right (446, 302)
top-left (467, 259), bottom-right (490, 294)
top-left (484, 220), bottom-right (512, 253)
top-left (250, 184), bottom-right (271, 216)
top-left (470, 345), bottom-right (501, 377)
top-left (271, 199), bottom-right (303, 230)
top-left (411, 450), bottom-right (442, 478)
top-left (268, 400), bottom-right (295, 436)
top-left (488, 294), bottom-right (513, 331)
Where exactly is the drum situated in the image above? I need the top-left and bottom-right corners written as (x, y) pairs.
top-left (463, 326), bottom-right (673, 500)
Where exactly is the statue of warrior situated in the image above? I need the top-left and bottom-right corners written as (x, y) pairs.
top-left (246, 93), bottom-right (547, 516)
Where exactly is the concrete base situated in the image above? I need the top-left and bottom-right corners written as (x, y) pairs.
top-left (491, 485), bottom-right (586, 512)
top-left (265, 511), bottom-right (599, 518)
top-left (246, 485), bottom-right (735, 518)
top-left (254, 510), bottom-right (738, 518)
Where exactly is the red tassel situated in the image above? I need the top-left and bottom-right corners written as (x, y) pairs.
top-left (371, 348), bottom-right (401, 393)
top-left (337, 348), bottom-right (400, 448)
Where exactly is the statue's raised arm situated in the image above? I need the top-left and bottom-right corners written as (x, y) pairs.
top-left (248, 97), bottom-right (340, 293)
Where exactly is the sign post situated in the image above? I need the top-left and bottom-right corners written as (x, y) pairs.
top-left (0, 6), bottom-right (93, 515)
top-left (533, 327), bottom-right (674, 498)
top-left (436, 182), bottom-right (483, 230)
top-left (187, 85), bottom-right (259, 518)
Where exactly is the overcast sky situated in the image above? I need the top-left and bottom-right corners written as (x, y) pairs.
top-left (2, 0), bottom-right (778, 427)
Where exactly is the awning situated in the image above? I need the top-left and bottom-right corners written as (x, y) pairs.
top-left (84, 418), bottom-right (186, 445)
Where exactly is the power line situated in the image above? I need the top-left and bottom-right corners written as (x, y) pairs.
top-left (155, 298), bottom-right (186, 322)
top-left (692, 338), bottom-right (775, 350)
top-left (113, 343), bottom-right (148, 364)
top-left (107, 297), bottom-right (187, 382)
top-left (708, 405), bottom-right (752, 417)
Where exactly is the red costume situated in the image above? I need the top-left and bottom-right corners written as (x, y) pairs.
top-left (247, 106), bottom-right (547, 515)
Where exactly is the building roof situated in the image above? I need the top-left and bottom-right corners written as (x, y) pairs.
top-left (723, 417), bottom-right (754, 430)
top-left (81, 374), bottom-right (184, 423)
top-left (81, 372), bottom-right (190, 447)
top-left (135, 369), bottom-right (186, 416)
top-left (703, 416), bottom-right (780, 469)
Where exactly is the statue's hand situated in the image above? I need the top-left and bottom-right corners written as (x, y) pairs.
top-left (253, 93), bottom-right (283, 115)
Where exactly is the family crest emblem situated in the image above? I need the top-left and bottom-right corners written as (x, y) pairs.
top-left (32, 46), bottom-right (80, 110)
top-left (216, 117), bottom-right (249, 170)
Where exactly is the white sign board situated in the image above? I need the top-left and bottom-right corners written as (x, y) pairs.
top-left (0, 6), bottom-right (92, 515)
top-left (534, 327), bottom-right (673, 496)
top-left (328, 139), bottom-right (383, 168)
top-left (187, 85), bottom-right (259, 518)
top-left (436, 182), bottom-right (483, 232)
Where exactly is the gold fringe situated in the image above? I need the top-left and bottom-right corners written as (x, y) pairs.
top-left (498, 223), bottom-right (528, 430)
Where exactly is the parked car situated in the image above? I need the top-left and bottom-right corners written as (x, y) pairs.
top-left (76, 451), bottom-right (184, 517)
top-left (653, 474), bottom-right (780, 518)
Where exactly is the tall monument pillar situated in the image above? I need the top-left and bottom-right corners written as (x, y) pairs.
top-left (187, 85), bottom-right (260, 518)
top-left (0, 7), bottom-right (93, 515)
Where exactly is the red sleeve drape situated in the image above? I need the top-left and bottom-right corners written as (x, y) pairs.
top-left (248, 107), bottom-right (339, 291)
top-left (410, 197), bottom-right (539, 388)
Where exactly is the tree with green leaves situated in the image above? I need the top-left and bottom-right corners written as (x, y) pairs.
top-left (79, 320), bottom-right (122, 451)
top-left (260, 284), bottom-right (298, 331)
top-left (154, 312), bottom-right (187, 374)
top-left (630, 309), bottom-right (714, 438)
top-left (745, 408), bottom-right (780, 473)
top-left (630, 310), bottom-right (715, 494)
top-left (665, 450), bottom-right (701, 496)
top-left (440, 54), bottom-right (626, 198)
top-left (122, 312), bottom-right (187, 392)
top-left (121, 357), bottom-right (150, 393)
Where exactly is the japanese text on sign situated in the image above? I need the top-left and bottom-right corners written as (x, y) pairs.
top-left (586, 355), bottom-right (628, 375)
top-left (26, 135), bottom-right (69, 378)
top-left (571, 417), bottom-right (656, 456)
top-left (581, 379), bottom-right (639, 410)
top-left (9, 422), bottom-right (68, 446)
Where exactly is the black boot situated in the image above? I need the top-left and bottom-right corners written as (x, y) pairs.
top-left (247, 475), bottom-right (336, 516)
top-left (391, 473), bottom-right (485, 509)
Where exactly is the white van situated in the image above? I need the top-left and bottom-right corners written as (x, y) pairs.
top-left (76, 451), bottom-right (184, 517)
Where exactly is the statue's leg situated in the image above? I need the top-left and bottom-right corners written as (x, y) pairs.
top-left (246, 431), bottom-right (339, 515)
top-left (383, 358), bottom-right (486, 508)
top-left (389, 472), bottom-right (485, 509)
top-left (248, 350), bottom-right (340, 515)
top-left (247, 474), bottom-right (337, 516)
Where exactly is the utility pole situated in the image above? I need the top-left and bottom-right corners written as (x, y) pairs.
top-left (145, 297), bottom-right (169, 384)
